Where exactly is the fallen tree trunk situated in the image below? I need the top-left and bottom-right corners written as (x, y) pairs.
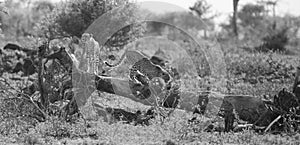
top-left (71, 66), bottom-right (300, 133)
top-left (70, 76), bottom-right (213, 115)
top-left (71, 67), bottom-right (212, 114)
top-left (72, 69), bottom-right (267, 128)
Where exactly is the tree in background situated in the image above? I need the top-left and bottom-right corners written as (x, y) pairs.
top-left (258, 0), bottom-right (279, 30)
top-left (0, 2), bottom-right (8, 36)
top-left (219, 1), bottom-right (297, 52)
top-left (220, 3), bottom-right (269, 38)
top-left (189, 0), bottom-right (215, 20)
top-left (232, 0), bottom-right (239, 36)
top-left (189, 0), bottom-right (216, 38)
top-left (280, 14), bottom-right (300, 47)
top-left (37, 0), bottom-right (144, 50)
top-left (219, 0), bottom-right (240, 37)
top-left (238, 3), bottom-right (266, 28)
top-left (237, 3), bottom-right (290, 52)
top-left (0, 0), bottom-right (54, 41)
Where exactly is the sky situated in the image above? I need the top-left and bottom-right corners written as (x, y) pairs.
top-left (1, 0), bottom-right (299, 16)
top-left (6, 0), bottom-right (299, 23)
top-left (44, 0), bottom-right (300, 17)
top-left (135, 0), bottom-right (300, 23)
top-left (135, 0), bottom-right (300, 15)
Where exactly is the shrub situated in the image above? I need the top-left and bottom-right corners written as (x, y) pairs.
top-left (37, 0), bottom-right (143, 47)
top-left (256, 28), bottom-right (289, 52)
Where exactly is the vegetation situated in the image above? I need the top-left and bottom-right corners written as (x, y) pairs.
top-left (0, 0), bottom-right (300, 144)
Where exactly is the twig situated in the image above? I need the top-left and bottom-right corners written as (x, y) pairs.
top-left (236, 124), bottom-right (253, 128)
top-left (264, 115), bottom-right (282, 133)
top-left (29, 94), bottom-right (48, 120)
top-left (1, 76), bottom-right (48, 120)
top-left (37, 43), bottom-right (48, 109)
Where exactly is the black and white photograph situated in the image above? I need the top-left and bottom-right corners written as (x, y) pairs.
top-left (0, 0), bottom-right (300, 144)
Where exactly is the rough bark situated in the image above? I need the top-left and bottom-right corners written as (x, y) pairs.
top-left (71, 69), bottom-right (203, 113)
top-left (37, 44), bottom-right (48, 110)
top-left (233, 0), bottom-right (239, 36)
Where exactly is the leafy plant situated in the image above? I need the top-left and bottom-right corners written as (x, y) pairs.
top-left (257, 27), bottom-right (289, 52)
top-left (37, 0), bottom-right (143, 46)
top-left (226, 52), bottom-right (294, 85)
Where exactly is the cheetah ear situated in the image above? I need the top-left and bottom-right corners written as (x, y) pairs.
top-left (89, 33), bottom-right (93, 38)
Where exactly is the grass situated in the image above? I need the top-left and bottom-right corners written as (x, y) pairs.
top-left (1, 35), bottom-right (300, 145)
top-left (3, 115), bottom-right (299, 145)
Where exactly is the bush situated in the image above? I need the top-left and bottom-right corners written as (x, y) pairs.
top-left (256, 28), bottom-right (289, 52)
top-left (37, 0), bottom-right (142, 45)
top-left (53, 0), bottom-right (130, 37)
